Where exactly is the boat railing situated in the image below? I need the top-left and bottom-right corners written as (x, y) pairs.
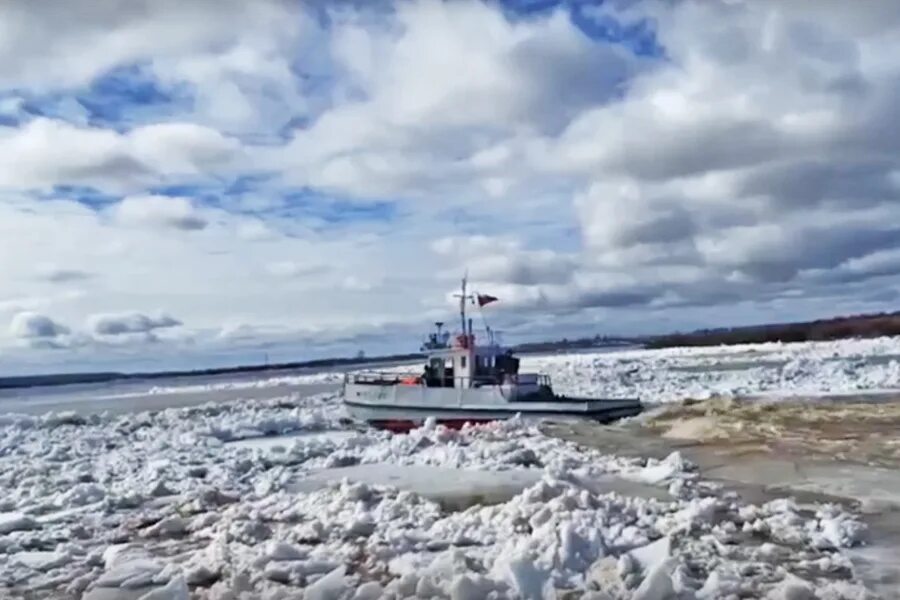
top-left (346, 371), bottom-right (420, 385)
top-left (346, 371), bottom-right (553, 388)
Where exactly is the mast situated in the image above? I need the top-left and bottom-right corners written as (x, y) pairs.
top-left (459, 276), bottom-right (467, 335)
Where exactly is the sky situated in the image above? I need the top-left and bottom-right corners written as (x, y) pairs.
top-left (2, 0), bottom-right (900, 374)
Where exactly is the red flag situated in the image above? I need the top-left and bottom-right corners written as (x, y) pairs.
top-left (476, 294), bottom-right (498, 307)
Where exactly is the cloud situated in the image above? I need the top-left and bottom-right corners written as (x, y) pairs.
top-left (88, 312), bottom-right (182, 336)
top-left (35, 266), bottom-right (93, 283)
top-left (112, 195), bottom-right (207, 231)
top-left (10, 311), bottom-right (70, 339)
top-left (237, 220), bottom-right (277, 241)
top-left (265, 261), bottom-right (325, 278)
top-left (272, 1), bottom-right (643, 199)
top-left (3, 1), bottom-right (900, 370)
top-left (341, 276), bottom-right (375, 292)
top-left (0, 118), bottom-right (240, 193)
top-left (432, 235), bottom-right (577, 287)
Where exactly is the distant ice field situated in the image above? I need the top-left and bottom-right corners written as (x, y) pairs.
top-left (525, 336), bottom-right (900, 403)
top-left (5, 336), bottom-right (900, 417)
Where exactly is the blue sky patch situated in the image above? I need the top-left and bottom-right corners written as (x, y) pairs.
top-left (279, 187), bottom-right (400, 227)
top-left (77, 64), bottom-right (192, 129)
top-left (43, 185), bottom-right (120, 210)
top-left (573, 5), bottom-right (664, 58)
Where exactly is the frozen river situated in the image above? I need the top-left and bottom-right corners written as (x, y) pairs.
top-left (3, 338), bottom-right (900, 598)
top-left (0, 372), bottom-right (342, 416)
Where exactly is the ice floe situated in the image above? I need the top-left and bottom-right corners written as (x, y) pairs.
top-left (525, 336), bottom-right (900, 403)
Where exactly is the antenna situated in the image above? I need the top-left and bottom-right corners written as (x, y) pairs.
top-left (460, 275), bottom-right (467, 334)
top-left (453, 273), bottom-right (472, 335)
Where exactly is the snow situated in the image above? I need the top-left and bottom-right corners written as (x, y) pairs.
top-left (1, 337), bottom-right (893, 597)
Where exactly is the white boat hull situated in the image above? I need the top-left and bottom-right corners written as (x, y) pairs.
top-left (343, 382), bottom-right (642, 430)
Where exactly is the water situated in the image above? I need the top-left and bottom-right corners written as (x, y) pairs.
top-left (0, 370), bottom-right (342, 416)
top-left (544, 412), bottom-right (900, 598)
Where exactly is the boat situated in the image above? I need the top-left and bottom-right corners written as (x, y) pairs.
top-left (342, 278), bottom-right (642, 431)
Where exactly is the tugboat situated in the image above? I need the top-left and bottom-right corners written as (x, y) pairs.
top-left (343, 278), bottom-right (642, 431)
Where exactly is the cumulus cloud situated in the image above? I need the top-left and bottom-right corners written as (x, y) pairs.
top-left (0, 1), bottom-right (312, 132)
top-left (3, 0), bottom-right (900, 368)
top-left (433, 235), bottom-right (577, 288)
top-left (272, 0), bottom-right (643, 198)
top-left (112, 195), bottom-right (207, 231)
top-left (0, 119), bottom-right (239, 192)
top-left (417, 0), bottom-right (900, 315)
top-left (10, 312), bottom-right (70, 339)
top-left (8, 312), bottom-right (82, 350)
top-left (88, 312), bottom-right (182, 337)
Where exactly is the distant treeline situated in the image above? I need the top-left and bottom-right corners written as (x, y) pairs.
top-left (647, 311), bottom-right (900, 348)
top-left (514, 335), bottom-right (637, 354)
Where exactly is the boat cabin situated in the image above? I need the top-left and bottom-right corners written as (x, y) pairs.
top-left (420, 327), bottom-right (521, 389)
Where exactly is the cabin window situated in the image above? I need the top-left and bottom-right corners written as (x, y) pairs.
top-left (460, 356), bottom-right (467, 369)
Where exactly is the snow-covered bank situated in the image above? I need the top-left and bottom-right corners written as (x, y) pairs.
top-left (527, 336), bottom-right (900, 403)
top-left (0, 394), bottom-right (873, 599)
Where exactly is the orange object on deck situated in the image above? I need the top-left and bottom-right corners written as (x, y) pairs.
top-left (454, 334), bottom-right (472, 349)
top-left (399, 376), bottom-right (420, 385)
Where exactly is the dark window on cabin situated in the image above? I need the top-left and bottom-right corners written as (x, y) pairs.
top-left (460, 356), bottom-right (466, 368)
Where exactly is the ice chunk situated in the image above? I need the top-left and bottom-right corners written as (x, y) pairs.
top-left (0, 512), bottom-right (38, 534)
top-left (628, 537), bottom-right (671, 573)
top-left (42, 411), bottom-right (87, 427)
top-left (696, 570), bottom-right (742, 599)
top-left (260, 541), bottom-right (309, 563)
top-left (184, 563), bottom-right (219, 587)
top-left (304, 566), bottom-right (349, 600)
top-left (351, 581), bottom-right (383, 600)
top-left (496, 554), bottom-right (552, 600)
top-left (11, 550), bottom-right (71, 572)
top-left (632, 452), bottom-right (688, 484)
top-left (137, 576), bottom-right (189, 600)
top-left (56, 482), bottom-right (106, 507)
top-left (94, 558), bottom-right (166, 588)
top-left (766, 575), bottom-right (815, 600)
top-left (345, 513), bottom-right (376, 538)
top-left (812, 507), bottom-right (867, 549)
top-left (449, 574), bottom-right (494, 600)
top-left (264, 562), bottom-right (293, 585)
top-left (144, 516), bottom-right (187, 538)
top-left (586, 557), bottom-right (628, 597)
top-left (632, 558), bottom-right (676, 600)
